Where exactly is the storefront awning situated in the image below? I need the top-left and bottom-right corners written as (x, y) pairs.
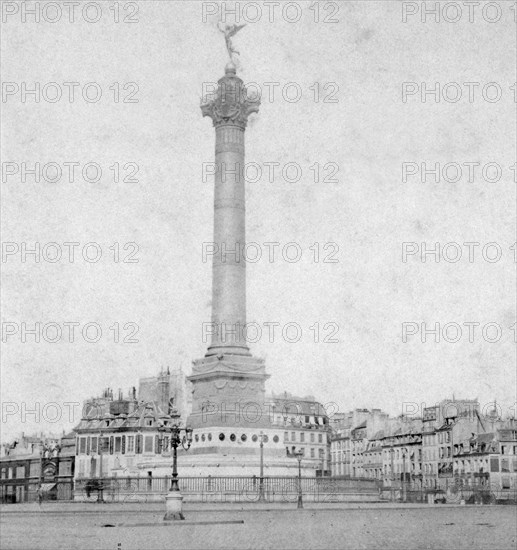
top-left (40, 483), bottom-right (56, 492)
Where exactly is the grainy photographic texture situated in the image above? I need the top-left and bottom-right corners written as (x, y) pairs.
top-left (1, 1), bottom-right (516, 549)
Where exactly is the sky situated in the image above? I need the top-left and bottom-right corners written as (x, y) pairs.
top-left (1, 0), bottom-right (516, 440)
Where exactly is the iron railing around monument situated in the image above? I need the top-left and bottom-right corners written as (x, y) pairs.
top-left (75, 475), bottom-right (380, 501)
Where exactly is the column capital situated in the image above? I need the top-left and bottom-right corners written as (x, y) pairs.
top-left (201, 65), bottom-right (260, 129)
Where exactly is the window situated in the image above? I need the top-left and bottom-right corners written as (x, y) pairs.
top-left (291, 432), bottom-right (296, 442)
top-left (241, 434), bottom-right (247, 442)
top-left (99, 437), bottom-right (108, 454)
top-left (310, 448), bottom-right (315, 458)
top-left (502, 476), bottom-right (510, 489)
top-left (144, 436), bottom-right (153, 453)
top-left (501, 459), bottom-right (510, 473)
top-left (284, 432), bottom-right (288, 442)
top-left (201, 434), bottom-right (206, 442)
top-left (115, 437), bottom-right (122, 453)
top-left (219, 433), bottom-right (225, 441)
top-left (90, 437), bottom-right (98, 454)
top-left (319, 448), bottom-right (324, 459)
top-left (59, 461), bottom-right (71, 476)
top-left (490, 458), bottom-right (499, 472)
top-left (300, 433), bottom-right (305, 443)
top-left (136, 435), bottom-right (143, 454)
top-left (79, 437), bottom-right (86, 454)
top-left (230, 434), bottom-right (236, 442)
top-left (310, 433), bottom-right (315, 443)
top-left (251, 434), bottom-right (258, 442)
top-left (273, 435), bottom-right (279, 443)
top-left (127, 436), bottom-right (135, 453)
top-left (318, 434), bottom-right (323, 443)
top-left (208, 433), bottom-right (212, 441)
top-left (501, 445), bottom-right (506, 455)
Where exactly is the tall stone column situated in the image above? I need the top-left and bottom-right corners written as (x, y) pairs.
top-left (201, 62), bottom-right (259, 357)
top-left (187, 62), bottom-right (269, 430)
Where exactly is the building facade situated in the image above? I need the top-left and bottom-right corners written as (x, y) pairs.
top-left (421, 399), bottom-right (483, 490)
top-left (453, 421), bottom-right (517, 501)
top-left (330, 409), bottom-right (389, 478)
top-left (0, 433), bottom-right (75, 503)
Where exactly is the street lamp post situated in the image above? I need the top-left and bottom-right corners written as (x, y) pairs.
top-left (389, 448), bottom-right (395, 503)
top-left (259, 431), bottom-right (265, 502)
top-left (159, 421), bottom-right (193, 520)
top-left (287, 447), bottom-right (304, 509)
top-left (295, 451), bottom-right (303, 509)
top-left (97, 432), bottom-right (104, 503)
top-left (38, 446), bottom-right (44, 505)
top-left (402, 449), bottom-right (407, 503)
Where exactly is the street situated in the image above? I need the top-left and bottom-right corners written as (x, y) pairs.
top-left (1, 503), bottom-right (515, 550)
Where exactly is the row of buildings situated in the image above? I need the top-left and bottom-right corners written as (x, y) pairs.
top-left (330, 399), bottom-right (517, 501)
top-left (2, 369), bottom-right (516, 503)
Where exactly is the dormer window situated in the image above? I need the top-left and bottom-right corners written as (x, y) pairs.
top-left (146, 420), bottom-right (152, 426)
top-left (105, 420), bottom-right (110, 427)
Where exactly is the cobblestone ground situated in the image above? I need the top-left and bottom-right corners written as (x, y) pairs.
top-left (1, 503), bottom-right (515, 550)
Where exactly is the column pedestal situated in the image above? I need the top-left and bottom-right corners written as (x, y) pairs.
top-left (187, 353), bottom-right (270, 429)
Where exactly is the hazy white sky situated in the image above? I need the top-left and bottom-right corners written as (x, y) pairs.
top-left (1, 0), bottom-right (515, 440)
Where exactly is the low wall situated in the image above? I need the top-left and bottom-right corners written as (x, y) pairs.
top-left (74, 491), bottom-right (382, 504)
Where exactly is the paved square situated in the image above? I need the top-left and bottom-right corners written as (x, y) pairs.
top-left (1, 503), bottom-right (516, 550)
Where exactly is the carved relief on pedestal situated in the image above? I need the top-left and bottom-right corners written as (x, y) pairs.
top-left (191, 355), bottom-right (266, 376)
